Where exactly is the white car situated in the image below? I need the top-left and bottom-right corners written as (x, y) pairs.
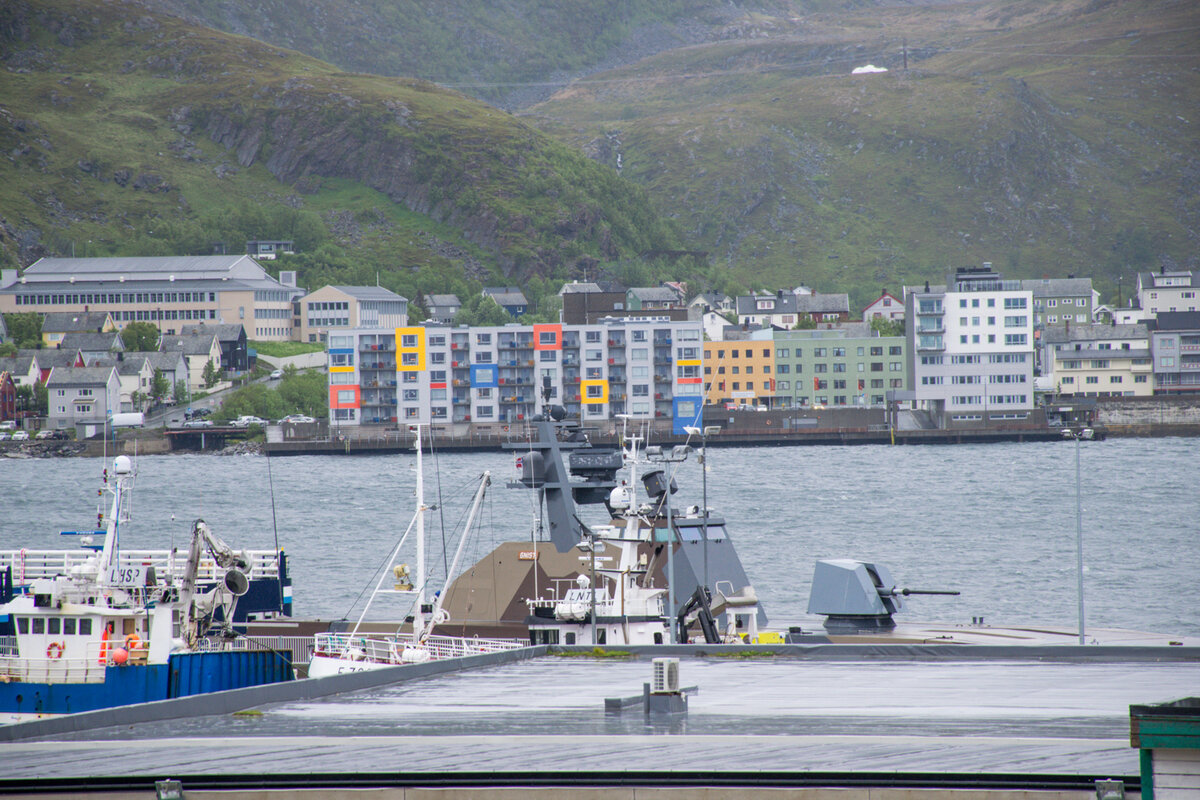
top-left (280, 414), bottom-right (316, 425)
top-left (269, 369), bottom-right (284, 380)
top-left (233, 416), bottom-right (269, 427)
top-left (35, 429), bottom-right (55, 439)
top-left (10, 430), bottom-right (29, 441)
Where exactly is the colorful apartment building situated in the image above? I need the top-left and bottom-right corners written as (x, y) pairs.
top-left (702, 337), bottom-right (775, 407)
top-left (328, 318), bottom-right (705, 433)
top-left (703, 323), bottom-right (909, 409)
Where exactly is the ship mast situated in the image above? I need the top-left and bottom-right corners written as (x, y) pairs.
top-left (414, 424), bottom-right (426, 637)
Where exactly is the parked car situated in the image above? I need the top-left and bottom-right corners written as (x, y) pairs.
top-left (182, 419), bottom-right (213, 428)
top-left (51, 430), bottom-right (70, 440)
top-left (10, 430), bottom-right (30, 441)
top-left (269, 369), bottom-right (284, 380)
top-left (233, 415), bottom-right (269, 427)
top-left (279, 414), bottom-right (316, 425)
top-left (0, 432), bottom-right (10, 441)
top-left (35, 429), bottom-right (55, 440)
top-left (0, 420), bottom-right (15, 431)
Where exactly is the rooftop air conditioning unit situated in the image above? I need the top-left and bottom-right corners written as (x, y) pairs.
top-left (651, 657), bottom-right (680, 694)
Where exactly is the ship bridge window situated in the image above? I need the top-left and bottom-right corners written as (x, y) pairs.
top-left (79, 618), bottom-right (92, 635)
top-left (48, 618), bottom-right (60, 635)
top-left (63, 618), bottom-right (77, 635)
top-left (16, 617), bottom-right (28, 634)
top-left (32, 618), bottom-right (45, 634)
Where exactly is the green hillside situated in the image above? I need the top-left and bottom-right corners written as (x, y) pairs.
top-left (527, 0), bottom-right (1200, 307)
top-left (135, 0), bottom-right (810, 110)
top-left (0, 0), bottom-right (681, 306)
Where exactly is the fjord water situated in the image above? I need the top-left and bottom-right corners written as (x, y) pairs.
top-left (2, 437), bottom-right (1196, 635)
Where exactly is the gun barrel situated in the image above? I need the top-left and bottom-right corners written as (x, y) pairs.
top-left (900, 588), bottom-right (960, 596)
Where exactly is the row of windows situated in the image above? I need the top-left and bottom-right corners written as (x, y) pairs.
top-left (15, 291), bottom-right (217, 306)
top-left (955, 315), bottom-right (1028, 327)
top-left (1062, 375), bottom-right (1143, 385)
top-left (950, 394), bottom-right (1029, 405)
top-left (115, 309), bottom-right (217, 322)
top-left (16, 616), bottom-right (94, 635)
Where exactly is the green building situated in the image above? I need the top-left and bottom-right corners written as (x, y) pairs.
top-left (770, 322), bottom-right (908, 408)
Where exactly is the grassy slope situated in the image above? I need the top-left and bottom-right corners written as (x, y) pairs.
top-left (0, 0), bottom-right (678, 294)
top-left (136, 0), bottom-right (803, 109)
top-left (527, 0), bottom-right (1200, 308)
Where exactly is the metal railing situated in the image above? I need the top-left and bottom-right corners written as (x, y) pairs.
top-left (0, 549), bottom-right (280, 584)
top-left (312, 632), bottom-right (524, 664)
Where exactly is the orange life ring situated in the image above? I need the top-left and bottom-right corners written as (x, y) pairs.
top-left (46, 641), bottom-right (65, 659)
top-left (503, 425), bottom-right (509, 432)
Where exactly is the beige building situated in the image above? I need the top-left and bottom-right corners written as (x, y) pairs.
top-left (40, 311), bottom-right (117, 347)
top-left (1044, 323), bottom-right (1153, 398)
top-left (161, 331), bottom-right (222, 392)
top-left (0, 256), bottom-right (303, 342)
top-left (298, 285), bottom-right (408, 343)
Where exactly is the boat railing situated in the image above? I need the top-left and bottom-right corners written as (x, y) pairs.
top-left (312, 632), bottom-right (523, 664)
top-left (228, 635), bottom-right (310, 664)
top-left (0, 549), bottom-right (281, 584)
top-left (0, 652), bottom-right (108, 684)
top-left (526, 577), bottom-right (594, 607)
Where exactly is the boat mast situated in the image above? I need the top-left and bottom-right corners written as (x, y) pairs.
top-left (96, 455), bottom-right (133, 585)
top-left (414, 424), bottom-right (426, 638)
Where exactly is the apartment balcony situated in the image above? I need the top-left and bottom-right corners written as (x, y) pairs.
top-left (917, 324), bottom-right (945, 334)
top-left (653, 337), bottom-right (672, 345)
top-left (916, 304), bottom-right (943, 315)
top-left (653, 357), bottom-right (671, 366)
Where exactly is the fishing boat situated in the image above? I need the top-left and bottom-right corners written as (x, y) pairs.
top-left (0, 456), bottom-right (294, 722)
top-left (307, 426), bottom-right (525, 678)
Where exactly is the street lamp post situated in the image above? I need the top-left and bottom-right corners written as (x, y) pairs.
top-left (1063, 427), bottom-right (1088, 645)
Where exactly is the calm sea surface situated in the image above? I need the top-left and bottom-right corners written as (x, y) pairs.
top-left (2, 438), bottom-right (1197, 635)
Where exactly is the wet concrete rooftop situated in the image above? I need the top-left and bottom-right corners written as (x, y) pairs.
top-left (3, 656), bottom-right (1193, 780)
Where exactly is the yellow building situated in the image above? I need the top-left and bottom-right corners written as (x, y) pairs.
top-left (703, 336), bottom-right (775, 407)
top-left (40, 311), bottom-right (116, 347)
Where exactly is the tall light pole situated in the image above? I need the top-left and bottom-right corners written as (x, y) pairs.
top-left (1064, 427), bottom-right (1088, 645)
top-left (684, 425), bottom-right (721, 594)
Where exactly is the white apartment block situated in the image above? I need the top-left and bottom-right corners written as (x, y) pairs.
top-left (328, 318), bottom-right (705, 433)
top-left (906, 265), bottom-right (1034, 424)
top-left (1136, 269), bottom-right (1199, 316)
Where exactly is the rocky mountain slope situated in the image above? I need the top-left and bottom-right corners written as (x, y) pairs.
top-left (527, 0), bottom-right (1200, 305)
top-left (0, 0), bottom-right (680, 301)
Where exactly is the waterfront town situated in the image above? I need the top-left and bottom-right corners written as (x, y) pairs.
top-left (1, 252), bottom-right (1198, 442)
